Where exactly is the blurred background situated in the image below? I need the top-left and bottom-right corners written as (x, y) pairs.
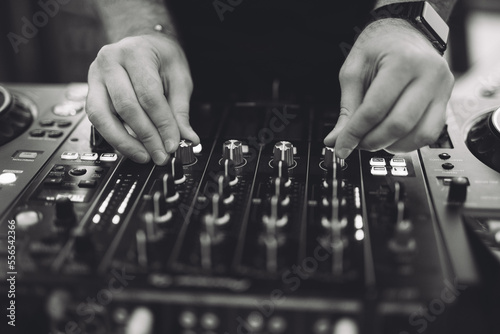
top-left (0, 0), bottom-right (499, 84)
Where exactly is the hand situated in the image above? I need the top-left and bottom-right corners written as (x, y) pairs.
top-left (324, 18), bottom-right (454, 159)
top-left (86, 34), bottom-right (199, 165)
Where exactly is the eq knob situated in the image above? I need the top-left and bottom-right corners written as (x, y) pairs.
top-left (222, 158), bottom-right (238, 185)
top-left (176, 139), bottom-right (196, 165)
top-left (166, 156), bottom-right (185, 184)
top-left (447, 177), bottom-right (469, 204)
top-left (223, 140), bottom-right (244, 166)
top-left (273, 141), bottom-right (294, 167)
top-left (54, 196), bottom-right (76, 228)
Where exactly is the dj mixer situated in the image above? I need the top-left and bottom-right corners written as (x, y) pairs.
top-left (1, 61), bottom-right (500, 334)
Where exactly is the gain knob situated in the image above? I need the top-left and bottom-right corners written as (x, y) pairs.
top-left (273, 141), bottom-right (294, 167)
top-left (166, 156), bottom-right (185, 184)
top-left (176, 139), bottom-right (196, 165)
top-left (324, 146), bottom-right (335, 169)
top-left (223, 139), bottom-right (244, 166)
top-left (54, 196), bottom-right (76, 228)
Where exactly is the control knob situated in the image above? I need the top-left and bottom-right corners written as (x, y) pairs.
top-left (54, 196), bottom-right (76, 228)
top-left (447, 177), bottom-right (469, 204)
top-left (273, 141), bottom-right (294, 167)
top-left (223, 139), bottom-right (244, 166)
top-left (166, 156), bottom-right (185, 184)
top-left (176, 139), bottom-right (196, 165)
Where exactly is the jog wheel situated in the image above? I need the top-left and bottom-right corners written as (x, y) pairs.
top-left (0, 86), bottom-right (34, 146)
top-left (466, 107), bottom-right (500, 173)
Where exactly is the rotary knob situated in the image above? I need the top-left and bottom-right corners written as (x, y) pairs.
top-left (324, 147), bottom-right (335, 169)
top-left (175, 139), bottom-right (196, 165)
top-left (223, 140), bottom-right (244, 166)
top-left (466, 108), bottom-right (500, 173)
top-left (273, 141), bottom-right (294, 167)
top-left (447, 177), bottom-right (469, 204)
top-left (0, 85), bottom-right (34, 146)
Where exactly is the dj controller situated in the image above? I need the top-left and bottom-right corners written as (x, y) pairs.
top-left (1, 63), bottom-right (500, 334)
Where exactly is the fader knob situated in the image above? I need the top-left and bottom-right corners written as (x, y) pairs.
top-left (275, 160), bottom-right (290, 186)
top-left (166, 156), bottom-right (185, 184)
top-left (324, 147), bottom-right (335, 169)
top-left (176, 139), bottom-right (196, 165)
top-left (223, 140), bottom-right (244, 166)
top-left (54, 196), bottom-right (76, 228)
top-left (216, 175), bottom-right (234, 204)
top-left (448, 177), bottom-right (469, 204)
top-left (152, 191), bottom-right (173, 224)
top-left (223, 159), bottom-right (238, 185)
top-left (273, 141), bottom-right (294, 167)
top-left (90, 125), bottom-right (113, 151)
top-left (162, 173), bottom-right (179, 203)
top-left (73, 230), bottom-right (95, 264)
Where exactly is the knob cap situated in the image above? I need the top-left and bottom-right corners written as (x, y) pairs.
top-left (166, 156), bottom-right (185, 184)
top-left (223, 140), bottom-right (244, 166)
top-left (152, 191), bottom-right (173, 224)
top-left (205, 193), bottom-right (230, 227)
top-left (448, 177), bottom-right (469, 203)
top-left (55, 196), bottom-right (76, 228)
top-left (273, 141), bottom-right (294, 167)
top-left (176, 139), bottom-right (196, 165)
top-left (216, 175), bottom-right (234, 204)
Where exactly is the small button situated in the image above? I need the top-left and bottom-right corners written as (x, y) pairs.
top-left (81, 153), bottom-right (99, 161)
top-left (442, 162), bottom-right (455, 170)
top-left (54, 165), bottom-right (65, 172)
top-left (29, 129), bottom-right (45, 137)
top-left (371, 166), bottom-right (388, 176)
top-left (390, 158), bottom-right (406, 167)
top-left (44, 177), bottom-right (63, 186)
top-left (100, 153), bottom-right (118, 162)
top-left (391, 166), bottom-right (408, 176)
top-left (61, 152), bottom-right (79, 160)
top-left (439, 153), bottom-right (451, 160)
top-left (70, 168), bottom-right (87, 176)
top-left (369, 157), bottom-right (386, 166)
top-left (47, 130), bottom-right (63, 138)
top-left (18, 152), bottom-right (38, 159)
top-left (56, 120), bottom-right (72, 128)
top-left (0, 172), bottom-right (17, 185)
top-left (39, 119), bottom-right (55, 127)
top-left (52, 101), bottom-right (84, 116)
top-left (79, 180), bottom-right (97, 188)
top-left (94, 168), bottom-right (105, 174)
top-left (48, 171), bottom-right (64, 177)
top-left (15, 210), bottom-right (40, 228)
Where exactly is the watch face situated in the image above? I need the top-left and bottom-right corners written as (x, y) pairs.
top-left (421, 2), bottom-right (449, 44)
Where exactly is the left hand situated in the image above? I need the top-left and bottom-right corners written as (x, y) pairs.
top-left (324, 18), bottom-right (454, 159)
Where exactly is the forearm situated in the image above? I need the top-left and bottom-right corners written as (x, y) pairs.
top-left (93, 0), bottom-right (178, 42)
top-left (374, 0), bottom-right (457, 20)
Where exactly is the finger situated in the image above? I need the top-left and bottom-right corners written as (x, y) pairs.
top-left (104, 65), bottom-right (169, 165)
top-left (358, 80), bottom-right (432, 151)
top-left (335, 64), bottom-right (415, 158)
top-left (125, 61), bottom-right (181, 155)
top-left (385, 101), bottom-right (447, 153)
top-left (324, 60), bottom-right (365, 147)
top-left (86, 76), bottom-right (150, 164)
top-left (167, 66), bottom-right (200, 145)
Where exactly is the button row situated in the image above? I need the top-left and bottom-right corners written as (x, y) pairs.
top-left (370, 166), bottom-right (409, 176)
top-left (39, 119), bottom-right (73, 127)
top-left (369, 157), bottom-right (407, 167)
top-left (61, 152), bottom-right (118, 162)
top-left (29, 129), bottom-right (63, 138)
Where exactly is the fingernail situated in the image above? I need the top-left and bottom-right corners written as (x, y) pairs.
top-left (165, 140), bottom-right (177, 153)
top-left (336, 148), bottom-right (352, 159)
top-left (152, 150), bottom-right (167, 165)
top-left (132, 151), bottom-right (149, 164)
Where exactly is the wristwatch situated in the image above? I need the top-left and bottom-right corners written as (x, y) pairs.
top-left (369, 1), bottom-right (450, 55)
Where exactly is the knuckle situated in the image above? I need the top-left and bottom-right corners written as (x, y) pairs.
top-left (136, 91), bottom-right (160, 110)
top-left (388, 120), bottom-right (412, 137)
top-left (95, 45), bottom-right (118, 69)
top-left (339, 63), bottom-right (358, 83)
top-left (114, 99), bottom-right (138, 117)
top-left (136, 129), bottom-right (157, 144)
top-left (361, 110), bottom-right (384, 126)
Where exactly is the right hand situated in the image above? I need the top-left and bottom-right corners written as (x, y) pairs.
top-left (86, 34), bottom-right (199, 165)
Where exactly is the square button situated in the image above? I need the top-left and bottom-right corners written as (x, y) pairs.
top-left (61, 152), bottom-right (79, 160)
top-left (81, 153), bottom-right (99, 161)
top-left (369, 157), bottom-right (386, 166)
top-left (19, 152), bottom-right (38, 159)
top-left (44, 177), bottom-right (63, 186)
top-left (371, 166), bottom-right (388, 176)
top-left (79, 180), bottom-right (97, 188)
top-left (391, 167), bottom-right (408, 176)
top-left (390, 158), bottom-right (407, 167)
top-left (100, 153), bottom-right (118, 162)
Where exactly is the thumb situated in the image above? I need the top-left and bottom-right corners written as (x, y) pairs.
top-left (324, 107), bottom-right (352, 147)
